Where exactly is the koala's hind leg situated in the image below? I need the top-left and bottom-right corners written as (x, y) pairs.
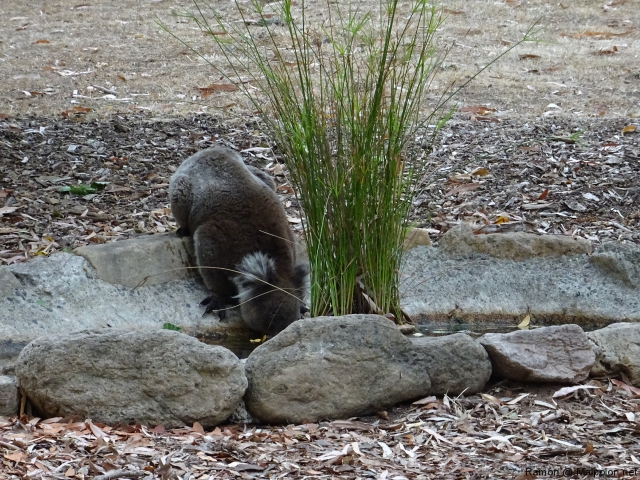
top-left (169, 174), bottom-right (192, 234)
top-left (193, 222), bottom-right (236, 317)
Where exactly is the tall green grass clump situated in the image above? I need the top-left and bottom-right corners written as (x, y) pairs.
top-left (165, 1), bottom-right (537, 320)
top-left (165, 0), bottom-right (451, 320)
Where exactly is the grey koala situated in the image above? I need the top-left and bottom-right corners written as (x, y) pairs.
top-left (169, 146), bottom-right (309, 335)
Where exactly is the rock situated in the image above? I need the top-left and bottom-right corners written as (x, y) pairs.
top-left (0, 267), bottom-right (21, 298)
top-left (400, 243), bottom-right (640, 324)
top-left (0, 376), bottom-right (18, 418)
top-left (479, 325), bottom-right (595, 383)
top-left (245, 315), bottom-right (493, 424)
top-left (410, 334), bottom-right (491, 395)
top-left (245, 315), bottom-right (431, 424)
top-left (587, 323), bottom-right (640, 386)
top-left (75, 234), bottom-right (196, 288)
top-left (440, 223), bottom-right (592, 260)
top-left (403, 228), bottom-right (432, 250)
top-left (0, 340), bottom-right (26, 374)
top-left (398, 324), bottom-right (417, 335)
top-left (590, 242), bottom-right (640, 288)
top-left (226, 400), bottom-right (256, 424)
top-left (16, 329), bottom-right (247, 428)
top-left (1, 252), bottom-right (256, 369)
top-left (9, 252), bottom-right (95, 297)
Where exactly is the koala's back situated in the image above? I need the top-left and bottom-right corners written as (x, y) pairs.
top-left (170, 147), bottom-right (296, 299)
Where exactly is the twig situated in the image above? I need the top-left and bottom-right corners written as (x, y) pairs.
top-left (93, 85), bottom-right (118, 95)
top-left (0, 440), bottom-right (20, 451)
top-left (94, 470), bottom-right (149, 480)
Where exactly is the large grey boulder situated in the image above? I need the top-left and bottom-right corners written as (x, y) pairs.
top-left (75, 234), bottom-right (196, 288)
top-left (479, 325), bottom-right (595, 383)
top-left (590, 242), bottom-right (640, 288)
top-left (16, 329), bottom-right (247, 428)
top-left (0, 250), bottom-right (256, 371)
top-left (0, 266), bottom-right (21, 298)
top-left (587, 323), bottom-right (640, 386)
top-left (245, 315), bottom-right (491, 424)
top-left (0, 376), bottom-right (18, 417)
top-left (410, 334), bottom-right (491, 395)
top-left (439, 223), bottom-right (592, 260)
top-left (245, 315), bottom-right (430, 424)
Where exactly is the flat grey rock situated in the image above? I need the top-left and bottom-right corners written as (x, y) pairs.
top-left (0, 375), bottom-right (18, 418)
top-left (0, 252), bottom-right (254, 370)
top-left (401, 241), bottom-right (639, 323)
top-left (75, 234), bottom-right (197, 288)
top-left (588, 322), bottom-right (640, 386)
top-left (439, 223), bottom-right (592, 260)
top-left (16, 329), bottom-right (247, 428)
top-left (590, 242), bottom-right (640, 288)
top-left (479, 325), bottom-right (595, 383)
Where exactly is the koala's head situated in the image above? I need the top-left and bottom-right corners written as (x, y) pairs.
top-left (233, 252), bottom-right (310, 335)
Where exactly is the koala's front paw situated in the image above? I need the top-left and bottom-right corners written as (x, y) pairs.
top-left (200, 295), bottom-right (228, 320)
top-left (176, 226), bottom-right (191, 237)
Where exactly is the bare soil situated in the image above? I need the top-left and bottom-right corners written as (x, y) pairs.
top-left (1, 0), bottom-right (639, 118)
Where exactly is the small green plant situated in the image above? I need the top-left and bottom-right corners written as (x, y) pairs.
top-left (59, 182), bottom-right (108, 196)
top-left (161, 0), bottom-right (538, 320)
top-left (163, 322), bottom-right (182, 331)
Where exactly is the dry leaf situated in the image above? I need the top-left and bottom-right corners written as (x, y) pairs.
top-left (522, 202), bottom-right (553, 210)
top-left (495, 215), bottom-right (510, 224)
top-left (192, 422), bottom-right (205, 434)
top-left (471, 167), bottom-right (490, 176)
top-left (517, 314), bottom-right (530, 328)
top-left (552, 385), bottom-right (601, 398)
top-left (35, 39), bottom-right (50, 44)
top-left (621, 125), bottom-right (636, 134)
top-left (445, 182), bottom-right (482, 196)
top-left (481, 393), bottom-right (502, 405)
top-left (199, 84), bottom-right (238, 97)
top-left (412, 396), bottom-right (438, 405)
top-left (0, 206), bottom-right (19, 217)
top-left (61, 106), bottom-right (92, 117)
top-left (460, 106), bottom-right (497, 115)
top-left (591, 46), bottom-right (618, 55)
top-left (537, 189), bottom-right (549, 200)
top-left (611, 379), bottom-right (640, 396)
top-left (573, 30), bottom-right (630, 39)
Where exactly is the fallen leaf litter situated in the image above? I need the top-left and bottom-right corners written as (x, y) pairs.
top-left (2, 380), bottom-right (640, 479)
top-left (1, 114), bottom-right (638, 265)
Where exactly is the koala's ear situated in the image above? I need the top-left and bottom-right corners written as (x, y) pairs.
top-left (233, 252), bottom-right (278, 302)
top-left (294, 263), bottom-right (309, 282)
top-left (294, 263), bottom-right (310, 288)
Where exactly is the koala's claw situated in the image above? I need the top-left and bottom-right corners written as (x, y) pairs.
top-left (200, 296), bottom-right (227, 320)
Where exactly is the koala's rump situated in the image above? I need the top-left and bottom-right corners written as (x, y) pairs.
top-left (192, 188), bottom-right (295, 301)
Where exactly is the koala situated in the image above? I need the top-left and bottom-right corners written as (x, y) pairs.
top-left (169, 146), bottom-right (309, 335)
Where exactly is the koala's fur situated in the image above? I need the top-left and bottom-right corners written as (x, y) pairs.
top-left (169, 147), bottom-right (309, 335)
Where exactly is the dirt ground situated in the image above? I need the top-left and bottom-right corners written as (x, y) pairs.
top-left (1, 0), bottom-right (639, 118)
